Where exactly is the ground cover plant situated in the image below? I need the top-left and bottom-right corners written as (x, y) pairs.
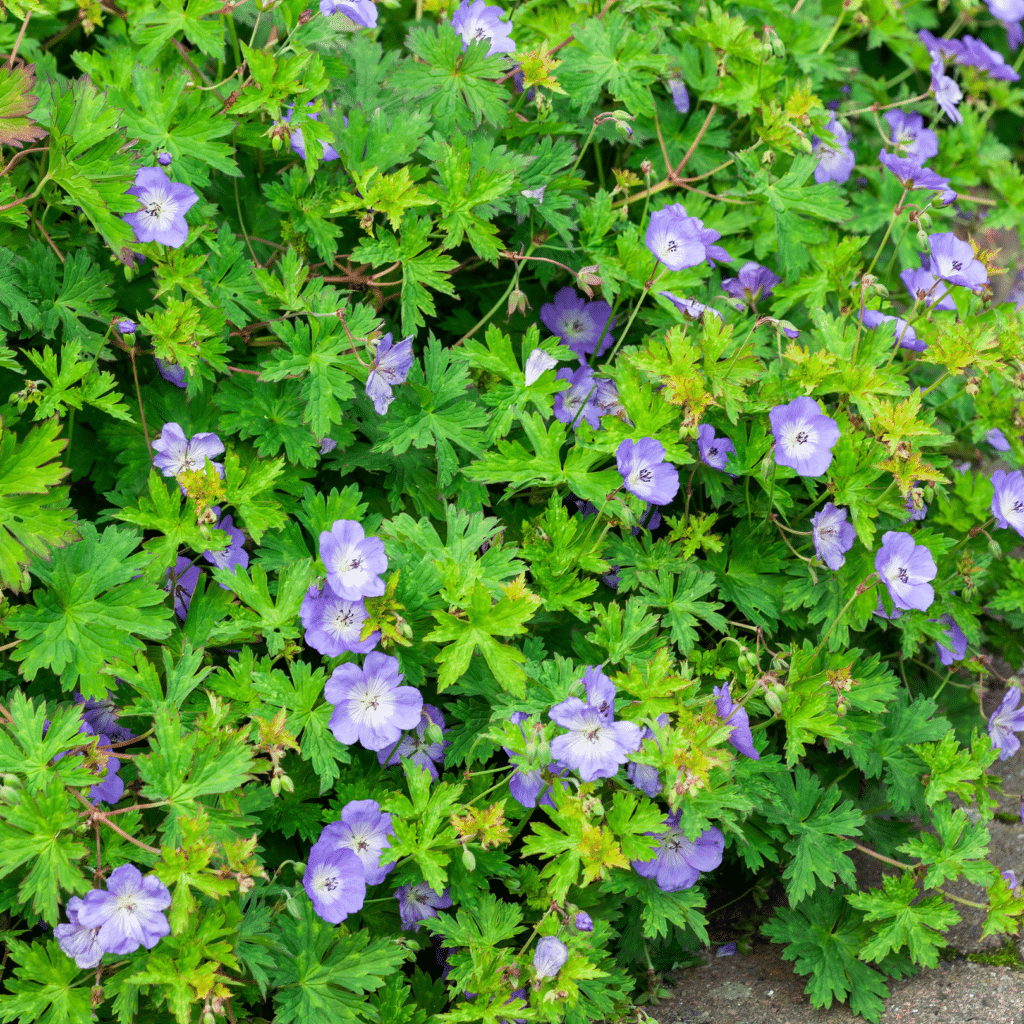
top-left (0, 0), bottom-right (1023, 1020)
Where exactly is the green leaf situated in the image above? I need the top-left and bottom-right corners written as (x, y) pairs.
top-left (760, 885), bottom-right (913, 1023)
top-left (465, 412), bottom-right (621, 508)
top-left (0, 63), bottom-right (47, 149)
top-left (136, 705), bottom-right (257, 821)
top-left (584, 597), bottom-right (665, 667)
top-left (0, 938), bottom-right (93, 1024)
top-left (129, 0), bottom-right (225, 66)
top-left (0, 775), bottom-right (89, 927)
top-left (637, 566), bottom-right (727, 654)
top-left (424, 579), bottom-right (541, 696)
top-left (271, 897), bottom-right (409, 1024)
top-left (392, 24), bottom-right (509, 134)
top-left (9, 523), bottom-right (175, 694)
top-left (0, 416), bottom-right (75, 593)
top-left (351, 212), bottom-right (459, 337)
top-left (209, 560), bottom-right (315, 656)
top-left (599, 871), bottom-right (710, 943)
top-left (761, 764), bottom-right (863, 906)
top-left (847, 870), bottom-right (962, 968)
top-left (45, 78), bottom-right (138, 255)
top-left (220, 449), bottom-right (289, 545)
top-left (21, 339), bottom-right (130, 423)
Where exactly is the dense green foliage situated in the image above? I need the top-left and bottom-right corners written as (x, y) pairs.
top-left (0, 0), bottom-right (1023, 1021)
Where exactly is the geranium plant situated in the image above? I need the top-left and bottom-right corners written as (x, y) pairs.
top-left (0, 0), bottom-right (1023, 1021)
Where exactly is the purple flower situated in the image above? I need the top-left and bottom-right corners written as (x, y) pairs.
top-left (553, 365), bottom-right (603, 430)
top-left (396, 882), bottom-right (453, 932)
top-left (721, 262), bottom-right (780, 309)
top-left (533, 937), bottom-right (568, 978)
top-left (626, 713), bottom-right (670, 797)
top-left (934, 614), bottom-right (968, 666)
top-left (303, 846), bottom-right (366, 923)
top-left (986, 0), bottom-right (1024, 47)
top-left (957, 34), bottom-right (1021, 80)
top-left (668, 79), bottom-right (690, 113)
top-left (54, 897), bottom-right (105, 969)
top-left (524, 348), bottom-right (558, 385)
top-left (875, 531), bottom-right (937, 612)
top-left (717, 941), bottom-right (738, 956)
top-left (314, 800), bottom-right (395, 886)
top-left (1004, 869), bottom-right (1019, 890)
top-left (992, 469), bottom-right (1024, 536)
top-left (74, 690), bottom-right (134, 744)
top-left (919, 30), bottom-right (965, 60)
top-left (154, 357), bottom-right (188, 389)
top-left (593, 377), bottom-right (629, 423)
top-left (989, 687), bottom-right (1024, 761)
top-left (549, 696), bottom-right (641, 782)
top-left (631, 812), bottom-right (725, 893)
top-left (300, 582), bottom-right (380, 657)
top-left (575, 911), bottom-right (593, 931)
top-left (616, 438), bottom-right (680, 506)
top-left (284, 105), bottom-right (343, 162)
top-left (858, 307), bottom-right (925, 352)
top-left (929, 54), bottom-right (964, 123)
top-left (582, 666), bottom-right (617, 724)
top-left (769, 397), bottom-right (841, 477)
top-left (117, 319), bottom-right (137, 334)
top-left (450, 0), bottom-right (516, 56)
top-left (320, 437), bottom-right (338, 455)
top-left (811, 502), bottom-right (857, 570)
top-left (319, 0), bottom-right (378, 26)
top-left (903, 484), bottom-right (928, 522)
top-left (203, 507), bottom-right (248, 582)
top-left (366, 333), bottom-right (415, 415)
top-left (646, 203), bottom-right (731, 271)
top-left (883, 111), bottom-right (939, 162)
top-left (152, 423), bottom-right (225, 481)
top-left (878, 150), bottom-right (951, 193)
top-left (122, 167), bottom-right (199, 248)
top-left (927, 232), bottom-right (989, 291)
top-left (77, 865), bottom-right (171, 955)
top-left (156, 151), bottom-right (172, 166)
top-left (165, 556), bottom-right (200, 621)
top-left (713, 682), bottom-right (759, 760)
top-left (503, 713), bottom-right (568, 809)
top-left (539, 286), bottom-right (615, 360)
top-left (319, 519), bottom-right (388, 601)
top-left (900, 267), bottom-right (957, 310)
top-left (659, 291), bottom-right (723, 322)
top-left (87, 734), bottom-right (124, 806)
top-left (631, 503), bottom-right (662, 536)
top-left (697, 423), bottom-right (736, 472)
top-left (987, 428), bottom-right (1015, 451)
top-left (812, 116), bottom-right (856, 184)
top-left (377, 704), bottom-right (449, 780)
top-left (512, 67), bottom-right (536, 102)
top-left (324, 652), bottom-right (423, 751)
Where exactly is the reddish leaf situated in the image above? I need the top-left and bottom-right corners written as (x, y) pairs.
top-left (0, 63), bottom-right (47, 149)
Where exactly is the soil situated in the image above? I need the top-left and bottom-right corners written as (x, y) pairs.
top-left (641, 679), bottom-right (1024, 1024)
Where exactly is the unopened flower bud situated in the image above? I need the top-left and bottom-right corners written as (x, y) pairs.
top-left (853, 10), bottom-right (870, 26)
top-left (284, 895), bottom-right (303, 919)
top-left (917, 212), bottom-right (932, 229)
top-left (461, 846), bottom-right (476, 872)
top-left (765, 690), bottom-right (784, 715)
top-left (989, 538), bottom-right (1003, 559)
top-left (966, 376), bottom-right (981, 396)
top-left (202, 1013), bottom-right (216, 1024)
top-left (870, 282), bottom-right (889, 297)
top-left (279, 773), bottom-right (294, 793)
top-left (537, 739), bottom-right (551, 765)
top-left (576, 265), bottom-right (602, 297)
top-left (614, 121), bottom-right (633, 140)
top-left (270, 774), bottom-right (282, 796)
top-left (426, 723), bottom-right (445, 745)
top-left (271, 133), bottom-right (283, 152)
top-left (506, 287), bottom-right (531, 319)
top-left (92, 986), bottom-right (105, 1009)
top-left (640, 159), bottom-right (653, 177)
top-left (156, 150), bottom-right (172, 166)
top-left (917, 226), bottom-right (929, 246)
top-left (761, 148), bottom-right (776, 166)
top-left (739, 650), bottom-right (758, 669)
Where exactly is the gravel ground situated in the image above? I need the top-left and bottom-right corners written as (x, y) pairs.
top-left (642, 679), bottom-right (1024, 1024)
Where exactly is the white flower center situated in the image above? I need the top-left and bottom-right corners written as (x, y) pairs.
top-left (780, 421), bottom-right (816, 457)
